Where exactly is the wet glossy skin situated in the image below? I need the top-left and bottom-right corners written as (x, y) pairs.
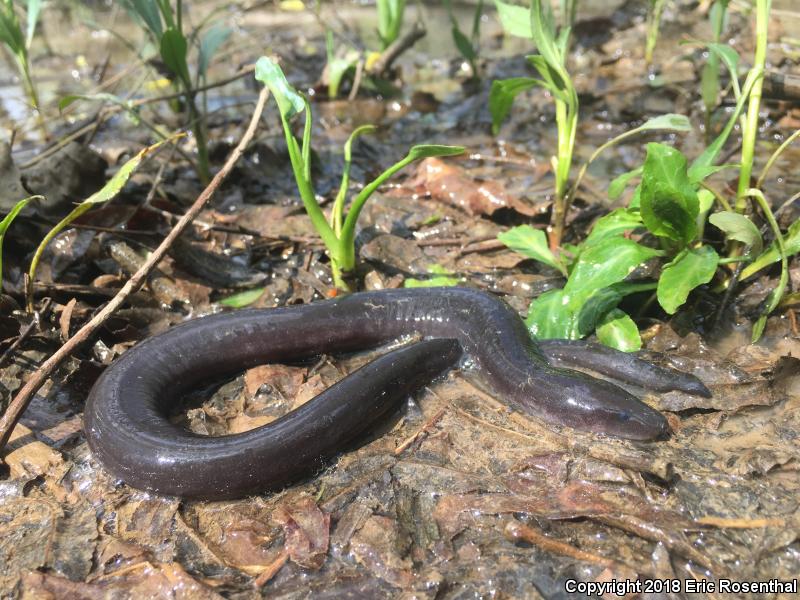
top-left (84, 287), bottom-right (709, 499)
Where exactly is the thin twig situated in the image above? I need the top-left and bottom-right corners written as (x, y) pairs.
top-left (0, 299), bottom-right (52, 368)
top-left (0, 87), bottom-right (270, 452)
top-left (369, 21), bottom-right (427, 76)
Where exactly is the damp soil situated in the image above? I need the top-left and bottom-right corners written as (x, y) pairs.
top-left (1, 0), bottom-right (800, 598)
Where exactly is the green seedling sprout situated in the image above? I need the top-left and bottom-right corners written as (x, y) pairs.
top-left (0, 195), bottom-right (42, 287)
top-left (27, 137), bottom-right (178, 311)
top-left (255, 56), bottom-right (463, 291)
top-left (492, 0), bottom-right (578, 248)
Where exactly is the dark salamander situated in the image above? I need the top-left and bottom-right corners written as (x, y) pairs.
top-left (85, 287), bottom-right (709, 499)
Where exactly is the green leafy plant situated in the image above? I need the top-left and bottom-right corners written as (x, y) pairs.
top-left (376, 0), bottom-right (405, 50)
top-left (1, 0), bottom-right (43, 122)
top-left (491, 0), bottom-right (578, 247)
top-left (503, 52), bottom-right (799, 346)
top-left (645, 0), bottom-right (668, 67)
top-left (27, 137), bottom-right (176, 310)
top-left (122, 0), bottom-right (230, 184)
top-left (255, 56), bottom-right (463, 291)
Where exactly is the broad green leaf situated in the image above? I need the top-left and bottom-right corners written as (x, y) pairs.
top-left (198, 23), bottom-right (231, 78)
top-left (596, 308), bottom-right (642, 352)
top-left (526, 288), bottom-right (577, 339)
top-left (564, 236), bottom-right (662, 299)
top-left (493, 0), bottom-right (532, 38)
top-left (576, 286), bottom-right (624, 337)
top-left (255, 56), bottom-right (305, 120)
top-left (608, 167), bottom-right (642, 199)
top-left (160, 27), bottom-right (190, 86)
top-left (576, 282), bottom-right (655, 337)
top-left (584, 209), bottom-right (642, 246)
top-left (709, 211), bottom-right (763, 255)
top-left (657, 246), bottom-right (719, 314)
top-left (640, 143), bottom-right (699, 244)
top-left (219, 287), bottom-right (266, 308)
top-left (740, 219), bottom-right (800, 280)
top-left (498, 225), bottom-right (566, 275)
top-left (489, 77), bottom-right (540, 134)
top-left (407, 145), bottom-right (465, 160)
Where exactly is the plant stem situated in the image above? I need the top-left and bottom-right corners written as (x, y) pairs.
top-left (187, 92), bottom-right (210, 184)
top-left (549, 93), bottom-right (577, 249)
top-left (736, 0), bottom-right (770, 211)
top-left (645, 0), bottom-right (668, 67)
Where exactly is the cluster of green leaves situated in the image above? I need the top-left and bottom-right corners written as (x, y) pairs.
top-left (376, 0), bottom-right (405, 50)
top-left (122, 0), bottom-right (231, 183)
top-left (490, 0), bottom-right (578, 247)
top-left (255, 57), bottom-right (463, 291)
top-left (503, 69), bottom-right (798, 349)
top-left (0, 0), bottom-right (42, 112)
top-left (500, 137), bottom-right (728, 352)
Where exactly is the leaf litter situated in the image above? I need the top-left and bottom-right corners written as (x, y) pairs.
top-left (0, 1), bottom-right (799, 598)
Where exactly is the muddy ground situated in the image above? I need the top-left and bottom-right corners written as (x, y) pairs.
top-left (1, 0), bottom-right (799, 598)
